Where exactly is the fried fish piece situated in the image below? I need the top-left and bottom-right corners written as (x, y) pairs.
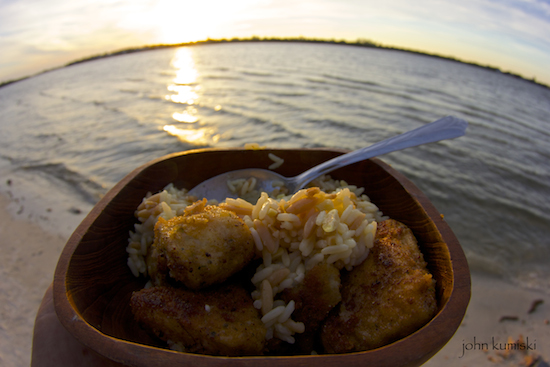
top-left (130, 283), bottom-right (266, 356)
top-left (321, 219), bottom-right (437, 353)
top-left (147, 199), bottom-right (255, 289)
top-left (277, 262), bottom-right (342, 354)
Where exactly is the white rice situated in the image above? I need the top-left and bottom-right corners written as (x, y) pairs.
top-left (126, 175), bottom-right (387, 344)
top-left (268, 153), bottom-right (284, 170)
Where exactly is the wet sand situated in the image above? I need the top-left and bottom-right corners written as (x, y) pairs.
top-left (0, 191), bottom-right (548, 367)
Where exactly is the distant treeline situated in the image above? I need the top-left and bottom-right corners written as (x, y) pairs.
top-left (1, 36), bottom-right (548, 89)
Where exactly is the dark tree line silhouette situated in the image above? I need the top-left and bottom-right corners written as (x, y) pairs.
top-left (1, 36), bottom-right (547, 89)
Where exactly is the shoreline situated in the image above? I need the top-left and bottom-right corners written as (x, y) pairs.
top-left (0, 191), bottom-right (548, 366)
top-left (2, 37), bottom-right (548, 90)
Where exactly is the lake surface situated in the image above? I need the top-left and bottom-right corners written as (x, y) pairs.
top-left (1, 41), bottom-right (549, 292)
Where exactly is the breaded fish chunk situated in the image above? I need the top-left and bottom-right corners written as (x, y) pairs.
top-left (279, 262), bottom-right (342, 354)
top-left (321, 219), bottom-right (437, 353)
top-left (147, 199), bottom-right (255, 289)
top-left (130, 283), bottom-right (266, 356)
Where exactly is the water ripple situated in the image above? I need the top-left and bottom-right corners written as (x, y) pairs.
top-left (1, 41), bottom-right (549, 289)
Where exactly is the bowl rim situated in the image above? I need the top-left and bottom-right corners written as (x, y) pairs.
top-left (53, 147), bottom-right (471, 367)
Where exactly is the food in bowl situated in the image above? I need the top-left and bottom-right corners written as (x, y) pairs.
top-left (125, 174), bottom-right (437, 356)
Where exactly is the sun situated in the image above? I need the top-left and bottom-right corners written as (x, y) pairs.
top-left (152, 0), bottom-right (219, 43)
top-left (148, 0), bottom-right (264, 44)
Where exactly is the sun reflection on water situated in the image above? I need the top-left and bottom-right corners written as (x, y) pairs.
top-left (163, 125), bottom-right (219, 145)
top-left (171, 48), bottom-right (199, 85)
top-left (164, 47), bottom-right (216, 140)
top-left (172, 109), bottom-right (198, 123)
top-left (166, 84), bottom-right (199, 104)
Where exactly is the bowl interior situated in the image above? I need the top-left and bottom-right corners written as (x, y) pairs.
top-left (54, 148), bottom-right (470, 367)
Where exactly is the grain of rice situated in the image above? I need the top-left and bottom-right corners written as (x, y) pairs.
top-left (277, 300), bottom-right (295, 323)
top-left (263, 250), bottom-right (273, 267)
top-left (299, 237), bottom-right (315, 257)
top-left (161, 201), bottom-right (172, 217)
top-left (344, 238), bottom-right (357, 249)
top-left (250, 227), bottom-right (263, 252)
top-left (355, 219), bottom-right (369, 237)
top-left (281, 249), bottom-right (290, 267)
top-left (277, 334), bottom-right (295, 344)
top-left (226, 179), bottom-right (238, 193)
top-left (349, 212), bottom-right (366, 230)
top-left (278, 278), bottom-right (294, 291)
top-left (288, 256), bottom-right (302, 273)
top-left (252, 265), bottom-right (275, 285)
top-left (258, 201), bottom-right (271, 220)
top-left (294, 272), bottom-right (305, 284)
top-left (267, 268), bottom-right (291, 287)
top-left (326, 248), bottom-right (353, 264)
top-left (267, 207), bottom-right (278, 219)
top-left (261, 279), bottom-right (273, 316)
top-left (252, 192), bottom-right (268, 219)
top-left (280, 221), bottom-right (294, 230)
top-left (342, 229), bottom-right (355, 240)
top-left (305, 253), bottom-right (324, 270)
top-left (243, 215), bottom-right (254, 228)
top-left (254, 219), bottom-right (278, 253)
top-left (226, 197), bottom-right (254, 209)
top-left (336, 222), bottom-right (348, 234)
top-left (241, 179), bottom-right (251, 197)
top-left (295, 262), bottom-right (305, 276)
top-left (340, 204), bottom-right (354, 223)
top-left (302, 212), bottom-right (318, 239)
top-left (283, 319), bottom-right (305, 334)
top-left (365, 231), bottom-right (375, 248)
top-left (277, 213), bottom-right (300, 225)
top-left (315, 210), bottom-right (326, 226)
top-left (268, 153), bottom-right (284, 170)
top-left (322, 209), bottom-right (339, 232)
top-left (286, 196), bottom-right (318, 214)
top-left (261, 305), bottom-right (285, 324)
top-left (126, 245), bottom-right (137, 254)
top-left (321, 244), bottom-right (349, 255)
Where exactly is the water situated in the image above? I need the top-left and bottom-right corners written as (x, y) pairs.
top-left (1, 41), bottom-right (549, 291)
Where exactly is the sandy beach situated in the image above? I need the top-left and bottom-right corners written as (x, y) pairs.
top-left (425, 272), bottom-right (550, 366)
top-left (0, 193), bottom-right (69, 367)
top-left (1, 190), bottom-right (548, 367)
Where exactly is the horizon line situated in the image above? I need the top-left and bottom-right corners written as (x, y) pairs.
top-left (1, 36), bottom-right (548, 90)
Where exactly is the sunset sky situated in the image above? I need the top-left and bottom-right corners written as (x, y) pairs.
top-left (1, 0), bottom-right (550, 85)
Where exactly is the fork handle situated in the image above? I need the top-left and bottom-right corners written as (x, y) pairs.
top-left (291, 115), bottom-right (468, 191)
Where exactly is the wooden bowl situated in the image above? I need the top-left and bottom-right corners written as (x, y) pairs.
top-left (54, 148), bottom-right (470, 367)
